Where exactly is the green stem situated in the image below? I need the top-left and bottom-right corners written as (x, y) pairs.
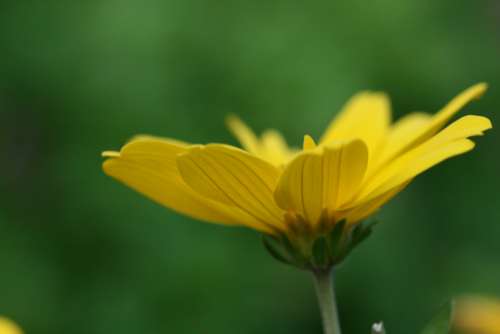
top-left (313, 269), bottom-right (342, 334)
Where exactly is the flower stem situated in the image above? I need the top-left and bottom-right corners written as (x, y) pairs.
top-left (313, 269), bottom-right (342, 334)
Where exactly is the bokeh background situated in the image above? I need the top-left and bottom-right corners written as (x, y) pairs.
top-left (1, 1), bottom-right (499, 333)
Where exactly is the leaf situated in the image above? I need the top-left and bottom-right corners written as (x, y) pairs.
top-left (419, 301), bottom-right (454, 334)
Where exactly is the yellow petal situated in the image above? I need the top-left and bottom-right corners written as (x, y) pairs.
top-left (102, 137), bottom-right (273, 233)
top-left (225, 114), bottom-right (260, 154)
top-left (274, 139), bottom-right (368, 225)
top-left (226, 115), bottom-right (294, 166)
top-left (320, 91), bottom-right (391, 163)
top-left (260, 129), bottom-right (296, 165)
top-left (339, 181), bottom-right (410, 224)
top-left (420, 83), bottom-right (487, 140)
top-left (0, 317), bottom-right (23, 334)
top-left (102, 150), bottom-right (121, 158)
top-left (177, 144), bottom-right (284, 231)
top-left (385, 83), bottom-right (487, 159)
top-left (356, 115), bottom-right (492, 202)
top-left (303, 134), bottom-right (317, 150)
top-left (375, 112), bottom-right (432, 168)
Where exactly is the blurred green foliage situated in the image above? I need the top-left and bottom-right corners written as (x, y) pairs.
top-left (1, 0), bottom-right (499, 333)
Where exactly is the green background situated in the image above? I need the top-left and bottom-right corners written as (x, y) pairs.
top-left (1, 1), bottom-right (499, 333)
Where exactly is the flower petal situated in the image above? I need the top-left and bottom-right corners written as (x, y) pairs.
top-left (226, 115), bottom-right (294, 166)
top-left (226, 115), bottom-right (260, 154)
top-left (339, 181), bottom-right (410, 224)
top-left (383, 83), bottom-right (487, 160)
top-left (302, 134), bottom-right (317, 150)
top-left (374, 112), bottom-right (432, 168)
top-left (320, 91), bottom-right (391, 162)
top-left (102, 137), bottom-right (273, 233)
top-left (274, 139), bottom-right (368, 225)
top-left (260, 129), bottom-right (296, 165)
top-left (177, 144), bottom-right (284, 231)
top-left (356, 115), bottom-right (492, 202)
top-left (419, 83), bottom-right (487, 140)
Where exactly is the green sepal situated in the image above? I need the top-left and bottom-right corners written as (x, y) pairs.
top-left (262, 235), bottom-right (293, 266)
top-left (345, 220), bottom-right (377, 255)
top-left (353, 220), bottom-right (378, 245)
top-left (419, 300), bottom-right (455, 334)
top-left (262, 235), bottom-right (308, 269)
top-left (312, 236), bottom-right (329, 268)
top-left (328, 219), bottom-right (347, 260)
top-left (262, 218), bottom-right (378, 271)
top-left (280, 234), bottom-right (300, 261)
top-left (331, 219), bottom-right (377, 266)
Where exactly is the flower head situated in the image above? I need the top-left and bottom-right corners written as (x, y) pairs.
top-left (102, 84), bottom-right (491, 265)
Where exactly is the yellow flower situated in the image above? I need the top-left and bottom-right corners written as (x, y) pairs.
top-left (102, 84), bottom-right (491, 238)
top-left (454, 296), bottom-right (500, 334)
top-left (0, 317), bottom-right (23, 334)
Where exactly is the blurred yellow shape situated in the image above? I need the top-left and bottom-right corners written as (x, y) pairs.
top-left (0, 317), bottom-right (23, 334)
top-left (454, 296), bottom-right (500, 334)
top-left (226, 114), bottom-right (297, 167)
